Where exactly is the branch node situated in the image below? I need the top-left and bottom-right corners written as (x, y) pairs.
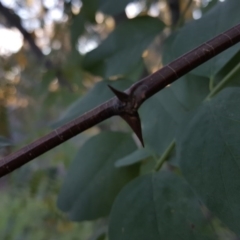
top-left (108, 84), bottom-right (144, 146)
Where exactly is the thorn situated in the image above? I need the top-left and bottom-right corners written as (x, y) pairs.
top-left (120, 112), bottom-right (144, 147)
top-left (108, 85), bottom-right (129, 102)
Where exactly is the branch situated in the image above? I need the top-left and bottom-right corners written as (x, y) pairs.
top-left (1, 23), bottom-right (240, 178)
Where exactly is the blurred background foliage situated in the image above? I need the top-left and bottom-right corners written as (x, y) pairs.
top-left (0, 0), bottom-right (229, 239)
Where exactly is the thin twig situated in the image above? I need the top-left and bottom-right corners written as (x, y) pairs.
top-left (0, 23), bottom-right (240, 177)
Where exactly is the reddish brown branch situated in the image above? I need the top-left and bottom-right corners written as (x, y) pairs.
top-left (1, 23), bottom-right (240, 178)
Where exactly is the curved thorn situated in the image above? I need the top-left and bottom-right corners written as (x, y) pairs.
top-left (120, 112), bottom-right (144, 147)
top-left (108, 85), bottom-right (129, 102)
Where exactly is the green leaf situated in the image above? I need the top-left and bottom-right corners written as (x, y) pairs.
top-left (170, 74), bottom-right (210, 110)
top-left (53, 79), bottom-right (132, 127)
top-left (0, 136), bottom-right (11, 148)
top-left (140, 74), bottom-right (209, 155)
top-left (115, 148), bottom-right (152, 167)
top-left (83, 16), bottom-right (165, 78)
top-left (109, 171), bottom-right (217, 240)
top-left (201, 0), bottom-right (218, 14)
top-left (139, 158), bottom-right (157, 175)
top-left (179, 87), bottom-right (240, 235)
top-left (169, 0), bottom-right (240, 77)
top-left (57, 131), bottom-right (138, 221)
top-left (212, 50), bottom-right (240, 90)
top-left (124, 59), bottom-right (145, 81)
top-left (99, 0), bottom-right (134, 15)
top-left (79, 0), bottom-right (135, 18)
top-left (70, 12), bottom-right (86, 46)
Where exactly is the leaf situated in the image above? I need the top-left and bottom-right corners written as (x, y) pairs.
top-left (212, 50), bottom-right (240, 89)
top-left (99, 0), bottom-right (134, 16)
top-left (124, 59), bottom-right (145, 82)
top-left (179, 87), bottom-right (240, 235)
top-left (109, 171), bottom-right (217, 240)
top-left (57, 131), bottom-right (138, 221)
top-left (53, 79), bottom-right (132, 127)
top-left (70, 12), bottom-right (86, 46)
top-left (82, 0), bottom-right (98, 22)
top-left (83, 16), bottom-right (165, 78)
top-left (169, 0), bottom-right (240, 77)
top-left (115, 148), bottom-right (152, 167)
top-left (201, 0), bottom-right (218, 14)
top-left (0, 136), bottom-right (11, 148)
top-left (170, 74), bottom-right (210, 110)
top-left (71, 0), bottom-right (136, 45)
top-left (139, 158), bottom-right (157, 175)
top-left (140, 74), bottom-right (209, 155)
top-left (75, 0), bottom-right (135, 19)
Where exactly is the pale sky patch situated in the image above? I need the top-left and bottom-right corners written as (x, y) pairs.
top-left (0, 26), bottom-right (23, 56)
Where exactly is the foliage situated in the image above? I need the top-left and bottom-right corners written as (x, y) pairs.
top-left (0, 136), bottom-right (11, 148)
top-left (1, 0), bottom-right (240, 239)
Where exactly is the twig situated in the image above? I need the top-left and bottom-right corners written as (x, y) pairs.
top-left (0, 23), bottom-right (240, 177)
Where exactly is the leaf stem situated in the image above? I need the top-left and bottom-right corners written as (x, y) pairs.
top-left (206, 62), bottom-right (240, 100)
top-left (175, 0), bottom-right (193, 29)
top-left (154, 140), bottom-right (175, 172)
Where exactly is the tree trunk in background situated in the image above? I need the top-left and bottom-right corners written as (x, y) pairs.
top-left (0, 101), bottom-right (10, 189)
top-left (167, 0), bottom-right (180, 25)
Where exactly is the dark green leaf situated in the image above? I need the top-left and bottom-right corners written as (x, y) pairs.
top-left (170, 74), bottom-right (210, 110)
top-left (201, 0), bottom-right (218, 14)
top-left (169, 0), bottom-right (240, 77)
top-left (179, 87), bottom-right (240, 235)
top-left (70, 12), bottom-right (86, 46)
top-left (139, 158), bottom-right (157, 175)
top-left (83, 16), bottom-right (165, 78)
top-left (53, 79), bottom-right (132, 127)
top-left (82, 0), bottom-right (98, 22)
top-left (124, 59), bottom-right (145, 81)
top-left (57, 131), bottom-right (138, 221)
top-left (99, 0), bottom-right (134, 15)
top-left (115, 148), bottom-right (152, 167)
top-left (109, 171), bottom-right (217, 240)
top-left (79, 0), bottom-right (135, 18)
top-left (0, 136), bottom-right (11, 148)
top-left (212, 50), bottom-right (240, 89)
top-left (140, 74), bottom-right (209, 155)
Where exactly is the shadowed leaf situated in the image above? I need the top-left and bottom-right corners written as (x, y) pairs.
top-left (179, 87), bottom-right (240, 235)
top-left (83, 16), bottom-right (165, 78)
top-left (57, 131), bottom-right (138, 221)
top-left (109, 171), bottom-right (217, 240)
